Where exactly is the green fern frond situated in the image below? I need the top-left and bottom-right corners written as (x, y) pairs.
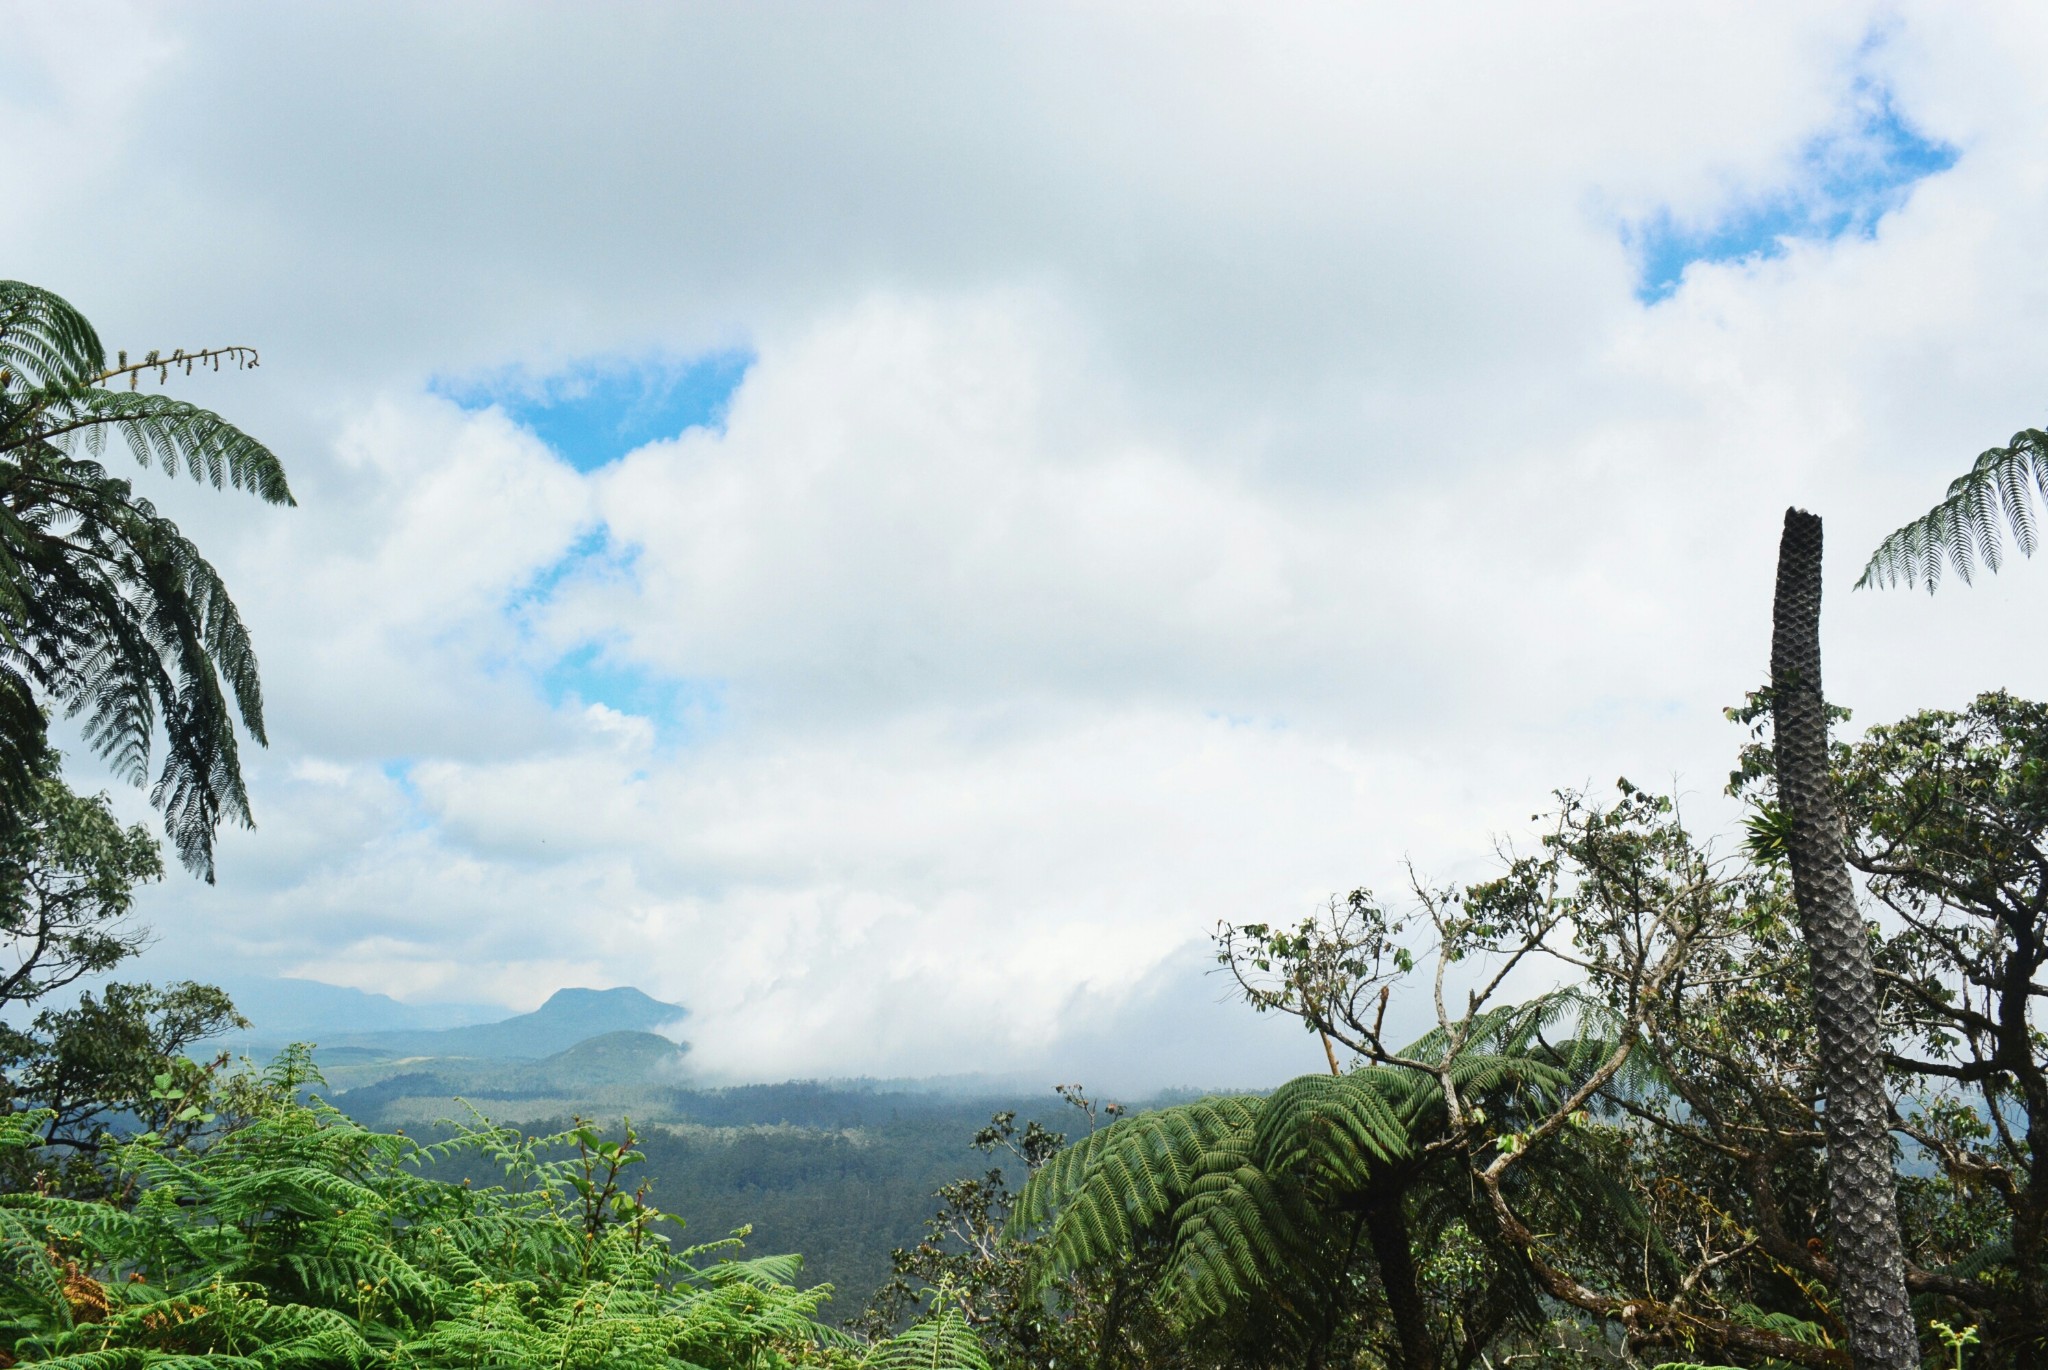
top-left (1010, 1094), bottom-right (1259, 1237)
top-left (0, 1072), bottom-right (863, 1370)
top-left (862, 1307), bottom-right (994, 1370)
top-left (0, 281), bottom-right (104, 390)
top-left (1158, 1160), bottom-right (1307, 1315)
top-left (1252, 1071), bottom-right (1419, 1187)
top-left (1861, 429), bottom-right (2048, 591)
top-left (45, 388), bottom-right (293, 506)
top-left (1006, 991), bottom-right (1653, 1361)
top-left (1, 280), bottom-right (287, 878)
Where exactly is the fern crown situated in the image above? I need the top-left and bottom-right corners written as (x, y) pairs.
top-left (0, 281), bottom-right (292, 879)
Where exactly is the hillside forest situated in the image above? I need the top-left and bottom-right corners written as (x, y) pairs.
top-left (5, 281), bottom-right (2048, 1370)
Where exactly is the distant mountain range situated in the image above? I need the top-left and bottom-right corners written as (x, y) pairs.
top-left (216, 983), bottom-right (689, 1061)
top-left (211, 978), bottom-right (501, 1040)
top-left (328, 987), bottom-right (688, 1059)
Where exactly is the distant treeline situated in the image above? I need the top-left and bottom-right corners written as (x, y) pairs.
top-left (381, 1084), bottom-right (1073, 1311)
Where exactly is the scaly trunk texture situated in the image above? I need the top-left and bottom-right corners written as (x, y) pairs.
top-left (1770, 508), bottom-right (1918, 1370)
top-left (1363, 1192), bottom-right (1436, 1370)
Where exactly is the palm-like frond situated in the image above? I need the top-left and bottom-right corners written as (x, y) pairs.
top-left (1859, 429), bottom-right (2048, 591)
top-left (1251, 1069), bottom-right (1423, 1189)
top-left (861, 1307), bottom-right (994, 1370)
top-left (0, 281), bottom-right (103, 391)
top-left (1010, 997), bottom-right (1645, 1360)
top-left (1012, 1095), bottom-right (1259, 1267)
top-left (0, 281), bottom-right (290, 878)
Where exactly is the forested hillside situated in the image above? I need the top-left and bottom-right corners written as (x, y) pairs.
top-left (214, 984), bottom-right (1140, 1312)
top-left (387, 1085), bottom-right (1072, 1312)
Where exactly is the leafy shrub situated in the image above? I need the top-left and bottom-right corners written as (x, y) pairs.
top-left (0, 1050), bottom-right (986, 1369)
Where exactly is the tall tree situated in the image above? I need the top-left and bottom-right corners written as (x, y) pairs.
top-left (0, 280), bottom-right (292, 879)
top-left (1770, 508), bottom-right (1917, 1370)
top-left (1859, 426), bottom-right (2048, 591)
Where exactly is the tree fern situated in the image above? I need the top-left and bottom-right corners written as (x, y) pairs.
top-left (0, 280), bottom-right (291, 879)
top-left (1009, 1009), bottom-right (1620, 1366)
top-left (1859, 428), bottom-right (2048, 591)
top-left (858, 1304), bottom-right (991, 1370)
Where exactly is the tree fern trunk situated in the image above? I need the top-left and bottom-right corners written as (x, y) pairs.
top-left (1363, 1192), bottom-right (1436, 1370)
top-left (1770, 508), bottom-right (1917, 1370)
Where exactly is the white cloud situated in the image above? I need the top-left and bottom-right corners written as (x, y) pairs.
top-left (12, 2), bottom-right (2048, 1088)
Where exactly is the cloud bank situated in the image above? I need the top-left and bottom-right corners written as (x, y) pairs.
top-left (7, 2), bottom-right (2048, 1088)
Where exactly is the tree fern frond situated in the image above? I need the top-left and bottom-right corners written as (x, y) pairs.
top-left (0, 281), bottom-right (104, 391)
top-left (1860, 429), bottom-right (2048, 591)
top-left (861, 1308), bottom-right (994, 1370)
top-left (0, 1076), bottom-right (860, 1370)
top-left (1252, 1071), bottom-right (1419, 1188)
top-left (1159, 1161), bottom-right (1306, 1315)
top-left (40, 389), bottom-right (294, 506)
top-left (704, 1251), bottom-right (808, 1289)
top-left (1, 281), bottom-right (288, 876)
top-left (1009, 1095), bottom-right (1259, 1238)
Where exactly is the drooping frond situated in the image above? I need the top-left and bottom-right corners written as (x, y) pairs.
top-left (1012, 1095), bottom-right (1261, 1273)
top-left (1156, 1148), bottom-right (1309, 1319)
top-left (0, 281), bottom-right (104, 391)
top-left (0, 668), bottom-right (49, 823)
top-left (51, 388), bottom-right (295, 505)
top-left (1859, 429), bottom-right (2048, 591)
top-left (1250, 1070), bottom-right (1423, 1189)
top-left (1014, 1073), bottom-right (1445, 1337)
top-left (0, 281), bottom-right (290, 877)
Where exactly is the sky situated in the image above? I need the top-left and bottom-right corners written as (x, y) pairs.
top-left (6, 2), bottom-right (2048, 1092)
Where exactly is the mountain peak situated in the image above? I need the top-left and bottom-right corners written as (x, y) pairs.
top-left (225, 983), bottom-right (692, 1061)
top-left (537, 986), bottom-right (683, 1017)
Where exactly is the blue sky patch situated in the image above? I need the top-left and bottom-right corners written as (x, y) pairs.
top-left (497, 532), bottom-right (724, 739)
top-left (506, 527), bottom-right (632, 613)
top-left (542, 644), bottom-right (725, 735)
top-left (436, 349), bottom-right (754, 471)
top-left (377, 758), bottom-right (439, 832)
top-left (1627, 81), bottom-right (1957, 304)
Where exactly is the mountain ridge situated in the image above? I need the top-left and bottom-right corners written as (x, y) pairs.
top-left (225, 984), bottom-right (688, 1061)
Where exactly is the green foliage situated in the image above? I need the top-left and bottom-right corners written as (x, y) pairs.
top-left (1649, 1306), bottom-right (1831, 1370)
top-left (0, 280), bottom-right (292, 879)
top-left (1859, 427), bottom-right (2048, 592)
top-left (857, 1094), bottom-right (1203, 1370)
top-left (1009, 1011), bottom-right (1598, 1366)
top-left (0, 1052), bottom-right (987, 1369)
top-left (1, 981), bottom-right (245, 1162)
top-left (1829, 692), bottom-right (2048, 1364)
top-left (1932, 1320), bottom-right (1982, 1370)
top-left (858, 1304), bottom-right (990, 1370)
top-left (0, 765), bottom-right (246, 1187)
top-left (0, 766), bottom-right (162, 1012)
top-left (1191, 781), bottom-right (1868, 1368)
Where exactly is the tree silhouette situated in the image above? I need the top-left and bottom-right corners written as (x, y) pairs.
top-left (0, 281), bottom-right (292, 879)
